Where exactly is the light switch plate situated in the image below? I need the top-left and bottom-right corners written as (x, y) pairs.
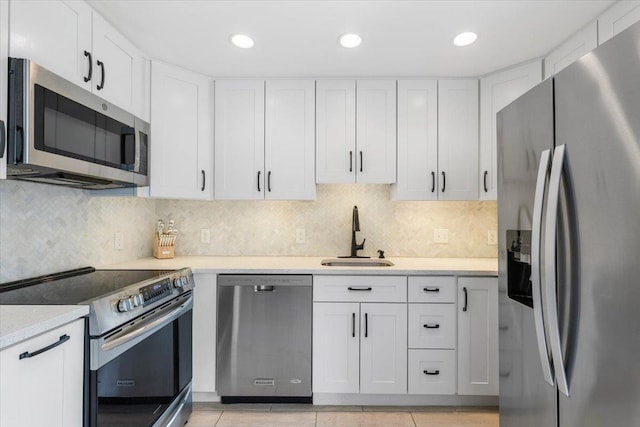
top-left (200, 229), bottom-right (211, 244)
top-left (114, 231), bottom-right (123, 250)
top-left (296, 228), bottom-right (306, 244)
top-left (434, 229), bottom-right (449, 244)
top-left (487, 230), bottom-right (497, 245)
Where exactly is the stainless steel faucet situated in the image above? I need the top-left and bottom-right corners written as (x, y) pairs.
top-left (349, 206), bottom-right (366, 257)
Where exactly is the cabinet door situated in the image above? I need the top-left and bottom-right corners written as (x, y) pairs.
top-left (315, 80), bottom-right (356, 183)
top-left (313, 303), bottom-right (360, 393)
top-left (598, 1), bottom-right (640, 44)
top-left (356, 80), bottom-right (396, 183)
top-left (457, 277), bottom-right (499, 395)
top-left (544, 21), bottom-right (598, 78)
top-left (360, 303), bottom-right (407, 394)
top-left (393, 80), bottom-right (438, 200)
top-left (150, 61), bottom-right (212, 199)
top-left (265, 80), bottom-right (315, 200)
top-left (9, 0), bottom-right (92, 90)
top-left (0, 319), bottom-right (84, 427)
top-left (438, 80), bottom-right (479, 200)
top-left (92, 13), bottom-right (144, 112)
top-left (192, 273), bottom-right (217, 394)
top-left (0, 0), bottom-right (8, 179)
top-left (479, 61), bottom-right (542, 200)
top-left (215, 80), bottom-right (265, 200)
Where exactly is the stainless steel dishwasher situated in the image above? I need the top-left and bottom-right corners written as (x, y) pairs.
top-left (217, 275), bottom-right (312, 403)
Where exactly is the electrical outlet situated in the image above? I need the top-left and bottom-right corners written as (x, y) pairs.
top-left (488, 230), bottom-right (497, 245)
top-left (434, 229), bottom-right (449, 244)
top-left (114, 231), bottom-right (123, 250)
top-left (296, 228), bottom-right (306, 244)
top-left (200, 229), bottom-right (211, 244)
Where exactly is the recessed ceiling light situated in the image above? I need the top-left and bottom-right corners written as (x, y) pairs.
top-left (339, 33), bottom-right (362, 48)
top-left (230, 34), bottom-right (254, 49)
top-left (453, 32), bottom-right (478, 47)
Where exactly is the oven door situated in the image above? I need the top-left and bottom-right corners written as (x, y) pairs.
top-left (89, 294), bottom-right (192, 427)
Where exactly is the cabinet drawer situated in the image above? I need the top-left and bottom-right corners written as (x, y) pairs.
top-left (408, 304), bottom-right (456, 349)
top-left (408, 276), bottom-right (456, 303)
top-left (313, 276), bottom-right (407, 302)
top-left (408, 349), bottom-right (456, 395)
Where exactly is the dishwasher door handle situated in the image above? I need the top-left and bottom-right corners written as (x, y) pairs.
top-left (254, 285), bottom-right (275, 292)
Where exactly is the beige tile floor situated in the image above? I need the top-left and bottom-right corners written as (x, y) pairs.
top-left (187, 404), bottom-right (499, 427)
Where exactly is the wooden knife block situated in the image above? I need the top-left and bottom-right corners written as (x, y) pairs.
top-left (153, 236), bottom-right (175, 259)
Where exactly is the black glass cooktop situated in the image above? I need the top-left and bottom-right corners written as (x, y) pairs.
top-left (0, 268), bottom-right (176, 305)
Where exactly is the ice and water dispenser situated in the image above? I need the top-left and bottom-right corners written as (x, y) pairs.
top-left (506, 229), bottom-right (534, 308)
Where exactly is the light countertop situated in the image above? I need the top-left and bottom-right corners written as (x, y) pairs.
top-left (100, 256), bottom-right (498, 276)
top-left (0, 305), bottom-right (89, 351)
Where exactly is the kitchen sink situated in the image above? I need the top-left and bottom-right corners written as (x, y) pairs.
top-left (320, 258), bottom-right (394, 267)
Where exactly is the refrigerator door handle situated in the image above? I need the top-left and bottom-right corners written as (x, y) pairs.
top-left (531, 148), bottom-right (554, 387)
top-left (544, 144), bottom-right (570, 397)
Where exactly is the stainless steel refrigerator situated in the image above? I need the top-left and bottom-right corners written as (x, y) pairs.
top-left (497, 21), bottom-right (640, 427)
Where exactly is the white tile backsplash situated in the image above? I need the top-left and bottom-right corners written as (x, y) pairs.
top-left (0, 181), bottom-right (497, 283)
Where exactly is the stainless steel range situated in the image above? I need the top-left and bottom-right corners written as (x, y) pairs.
top-left (0, 267), bottom-right (195, 427)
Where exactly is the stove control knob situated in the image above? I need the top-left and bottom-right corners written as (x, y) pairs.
top-left (117, 297), bottom-right (134, 312)
top-left (173, 277), bottom-right (184, 288)
top-left (132, 294), bottom-right (143, 307)
top-left (183, 275), bottom-right (190, 285)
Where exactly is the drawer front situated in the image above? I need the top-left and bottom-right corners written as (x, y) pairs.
top-left (408, 304), bottom-right (456, 349)
top-left (408, 349), bottom-right (456, 395)
top-left (408, 276), bottom-right (456, 303)
top-left (313, 276), bottom-right (407, 302)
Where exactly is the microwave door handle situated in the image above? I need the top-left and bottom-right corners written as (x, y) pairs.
top-left (0, 120), bottom-right (5, 159)
top-left (531, 148), bottom-right (554, 387)
top-left (545, 144), bottom-right (570, 397)
top-left (121, 127), bottom-right (136, 168)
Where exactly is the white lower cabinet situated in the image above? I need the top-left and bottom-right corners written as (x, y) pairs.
top-left (313, 302), bottom-right (407, 395)
top-left (313, 275), bottom-right (408, 395)
top-left (312, 302), bottom-right (360, 393)
top-left (0, 318), bottom-right (84, 427)
top-left (359, 303), bottom-right (407, 394)
top-left (408, 350), bottom-right (456, 395)
top-left (457, 277), bottom-right (499, 396)
top-left (192, 273), bottom-right (217, 395)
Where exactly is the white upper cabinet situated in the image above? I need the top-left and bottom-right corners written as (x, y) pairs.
top-left (316, 80), bottom-right (356, 183)
top-left (9, 0), bottom-right (92, 91)
top-left (91, 13), bottom-right (145, 115)
top-left (356, 80), bottom-right (397, 183)
top-left (544, 21), bottom-right (598, 78)
top-left (214, 80), bottom-right (265, 200)
top-left (598, 1), bottom-right (640, 44)
top-left (265, 80), bottom-right (316, 200)
top-left (392, 80), bottom-right (438, 200)
top-left (437, 79), bottom-right (479, 201)
top-left (316, 79), bottom-right (396, 184)
top-left (150, 61), bottom-right (212, 199)
top-left (216, 79), bottom-right (316, 200)
top-left (479, 61), bottom-right (542, 200)
top-left (9, 0), bottom-right (146, 116)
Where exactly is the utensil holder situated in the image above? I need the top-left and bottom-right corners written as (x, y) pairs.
top-left (153, 235), bottom-right (175, 259)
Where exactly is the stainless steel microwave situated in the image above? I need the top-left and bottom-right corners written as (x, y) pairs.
top-left (6, 58), bottom-right (149, 189)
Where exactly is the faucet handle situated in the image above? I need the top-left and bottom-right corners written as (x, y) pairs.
top-left (356, 238), bottom-right (366, 251)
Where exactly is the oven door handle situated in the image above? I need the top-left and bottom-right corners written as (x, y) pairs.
top-left (101, 296), bottom-right (192, 352)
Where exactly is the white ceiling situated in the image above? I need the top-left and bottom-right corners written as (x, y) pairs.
top-left (89, 0), bottom-right (615, 78)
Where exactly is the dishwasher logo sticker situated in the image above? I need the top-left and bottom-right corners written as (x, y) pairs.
top-left (254, 379), bottom-right (275, 386)
top-left (116, 380), bottom-right (136, 387)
